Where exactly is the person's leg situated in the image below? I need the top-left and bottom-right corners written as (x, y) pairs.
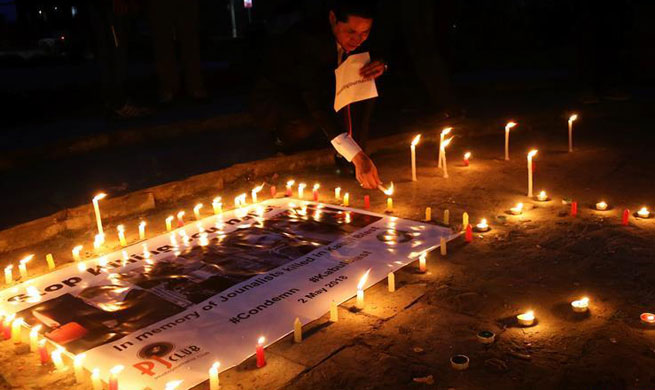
top-left (148, 0), bottom-right (179, 102)
top-left (174, 0), bottom-right (206, 98)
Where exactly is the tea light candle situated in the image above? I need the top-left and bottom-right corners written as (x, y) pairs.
top-left (334, 187), bottom-right (341, 201)
top-left (286, 180), bottom-right (295, 197)
top-left (117, 225), bottom-right (127, 246)
top-left (595, 201), bottom-right (608, 211)
top-left (438, 127), bottom-right (452, 168)
top-left (641, 313), bottom-right (655, 325)
top-left (256, 337), bottom-right (266, 368)
top-left (475, 218), bottom-right (490, 232)
top-left (312, 184), bottom-right (320, 201)
top-left (18, 255), bottom-right (32, 279)
top-left (637, 207), bottom-right (650, 218)
top-left (46, 253), bottom-right (56, 270)
top-left (388, 272), bottom-right (395, 292)
top-left (505, 121), bottom-right (517, 160)
top-left (330, 300), bottom-right (339, 322)
top-left (194, 203), bottom-right (204, 220)
top-left (177, 211), bottom-right (186, 227)
top-left (571, 297), bottom-right (589, 313)
top-left (74, 353), bottom-right (86, 383)
top-left (419, 253), bottom-right (427, 272)
top-left (294, 318), bottom-right (302, 343)
top-left (463, 152), bottom-right (471, 166)
top-left (29, 324), bottom-right (41, 352)
top-left (209, 362), bottom-right (220, 390)
top-left (52, 347), bottom-right (66, 370)
top-left (517, 310), bottom-right (535, 326)
top-left (477, 330), bottom-right (496, 344)
top-left (410, 134), bottom-right (421, 181)
top-left (72, 245), bottom-right (83, 261)
top-left (356, 269), bottom-right (371, 309)
top-left (298, 183), bottom-right (307, 199)
top-left (39, 339), bottom-right (49, 365)
top-left (343, 193), bottom-right (350, 207)
top-left (138, 221), bottom-right (146, 240)
top-left (166, 215), bottom-right (174, 231)
top-left (510, 203), bottom-right (524, 215)
top-left (450, 355), bottom-right (470, 371)
top-left (537, 190), bottom-right (549, 201)
top-left (109, 365), bottom-right (124, 390)
top-left (568, 114), bottom-right (578, 153)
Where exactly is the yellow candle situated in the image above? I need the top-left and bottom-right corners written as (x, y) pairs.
top-left (425, 207), bottom-right (432, 221)
top-left (443, 209), bottom-right (450, 225)
top-left (293, 317), bottom-right (302, 343)
top-left (165, 216), bottom-right (174, 231)
top-left (11, 317), bottom-right (23, 343)
top-left (251, 184), bottom-right (264, 203)
top-left (52, 347), bottom-right (66, 370)
top-left (386, 197), bottom-right (393, 211)
top-left (440, 236), bottom-right (447, 256)
top-left (343, 193), bottom-right (349, 207)
top-left (72, 245), bottom-right (83, 261)
top-left (138, 221), bottom-right (146, 240)
top-left (117, 225), bottom-right (127, 246)
top-left (3, 265), bottom-right (12, 284)
top-left (92, 193), bottom-right (107, 237)
top-left (29, 324), bottom-right (41, 352)
top-left (212, 197), bottom-right (223, 215)
top-left (462, 212), bottom-right (469, 228)
top-left (330, 300), bottom-right (339, 322)
top-left (18, 255), bottom-right (33, 279)
top-left (209, 362), bottom-right (220, 390)
top-left (45, 253), bottom-right (56, 270)
top-left (194, 203), bottom-right (203, 220)
top-left (74, 353), bottom-right (86, 383)
top-left (92, 369), bottom-right (102, 390)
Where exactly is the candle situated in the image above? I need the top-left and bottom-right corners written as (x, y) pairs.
top-left (527, 149), bottom-right (538, 197)
top-left (356, 269), bottom-right (371, 309)
top-left (3, 313), bottom-right (14, 339)
top-left (571, 297), bottom-right (589, 313)
top-left (641, 313), bottom-right (655, 325)
top-left (29, 324), bottom-right (41, 352)
top-left (571, 201), bottom-right (578, 217)
top-left (74, 353), bottom-right (86, 383)
top-left (386, 197), bottom-right (393, 211)
top-left (11, 317), bottom-right (23, 344)
top-left (517, 310), bottom-right (535, 326)
top-left (537, 190), bottom-right (549, 201)
top-left (462, 212), bottom-right (469, 228)
top-left (109, 365), bottom-right (124, 390)
top-left (622, 209), bottom-right (630, 225)
top-left (410, 134), bottom-right (421, 181)
top-left (463, 152), bottom-right (471, 166)
top-left (251, 184), bottom-right (264, 203)
top-left (46, 253), bottom-right (56, 270)
top-left (476, 219), bottom-right (490, 232)
top-left (312, 183), bottom-right (320, 202)
top-left (443, 209), bottom-right (450, 225)
top-left (505, 122), bottom-right (517, 161)
top-left (595, 201), bottom-right (608, 211)
top-left (388, 272), bottom-right (395, 292)
top-left (117, 225), bottom-right (127, 246)
top-left (39, 339), bottom-right (49, 365)
top-left (165, 215), bottom-right (173, 231)
top-left (286, 180), bottom-right (295, 197)
top-left (52, 347), bottom-right (66, 371)
top-left (343, 193), bottom-right (349, 207)
top-left (165, 380), bottom-right (183, 390)
top-left (419, 253), bottom-right (427, 273)
top-left (138, 221), bottom-right (146, 240)
top-left (177, 211), bottom-right (186, 227)
top-left (364, 195), bottom-right (370, 209)
top-left (72, 245), bottom-right (83, 261)
top-left (440, 137), bottom-right (454, 178)
top-left (425, 207), bottom-right (432, 221)
top-left (438, 127), bottom-right (452, 168)
top-left (637, 207), bottom-right (650, 218)
top-left (256, 337), bottom-right (266, 368)
top-left (270, 186), bottom-right (277, 197)
top-left (209, 362), bottom-right (220, 390)
top-left (382, 182), bottom-right (394, 212)
top-left (568, 114), bottom-right (578, 153)
top-left (334, 187), bottom-right (341, 201)
top-left (294, 317), bottom-right (302, 343)
top-left (93, 233), bottom-right (104, 250)
top-left (236, 193), bottom-right (247, 208)
top-left (194, 203), bottom-right (204, 220)
top-left (465, 224), bottom-right (473, 242)
top-left (18, 255), bottom-right (32, 279)
top-left (5, 264), bottom-right (14, 284)
top-left (330, 300), bottom-right (339, 322)
top-left (212, 197), bottom-right (223, 215)
top-left (92, 193), bottom-right (107, 238)
top-left (298, 183), bottom-right (306, 199)
top-left (440, 236), bottom-right (447, 256)
top-left (510, 203), bottom-right (524, 215)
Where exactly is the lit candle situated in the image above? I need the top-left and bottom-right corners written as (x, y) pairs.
top-left (419, 253), bottom-right (427, 273)
top-left (235, 193), bottom-right (246, 208)
top-left (93, 233), bottom-right (104, 250)
top-left (510, 203), bottom-right (524, 215)
top-left (5, 264), bottom-right (15, 284)
top-left (443, 209), bottom-right (450, 225)
top-left (382, 182), bottom-right (394, 212)
top-left (388, 272), bottom-right (395, 292)
top-left (571, 201), bottom-right (578, 217)
top-left (251, 184), bottom-right (264, 203)
top-left (438, 127), bottom-right (452, 168)
top-left (11, 317), bottom-right (23, 344)
top-left (568, 114), bottom-right (578, 153)
top-left (517, 310), bottom-right (535, 326)
top-left (343, 193), bottom-right (350, 207)
top-left (310, 183), bottom-right (319, 202)
top-left (505, 122), bottom-right (517, 161)
top-left (72, 244), bottom-right (83, 260)
top-left (441, 137), bottom-right (454, 178)
top-left (74, 353), bottom-right (86, 383)
top-left (641, 313), bottom-right (655, 325)
top-left (622, 209), bottom-right (630, 226)
top-left (637, 207), bottom-right (650, 218)
top-left (117, 225), bottom-right (127, 246)
top-left (286, 180), bottom-right (295, 197)
top-left (109, 365), bottom-right (124, 390)
top-left (52, 347), bottom-right (66, 371)
top-left (463, 152), bottom-right (471, 167)
top-left (537, 190), bottom-right (549, 201)
top-left (476, 218), bottom-right (490, 232)
top-left (177, 211), bottom-right (186, 227)
top-left (138, 221), bottom-right (146, 240)
top-left (465, 224), bottom-right (473, 242)
top-left (209, 362), bottom-right (220, 390)
top-left (18, 255), bottom-right (33, 279)
top-left (334, 187), bottom-right (341, 201)
top-left (92, 193), bottom-right (107, 239)
top-left (39, 339), bottom-right (49, 365)
top-left (165, 216), bottom-right (174, 231)
top-left (294, 317), bottom-right (302, 343)
top-left (356, 269), bottom-right (371, 309)
top-left (3, 313), bottom-right (15, 339)
top-left (256, 337), bottom-right (266, 368)
top-left (462, 212), bottom-right (469, 228)
top-left (212, 197), bottom-right (223, 215)
top-left (571, 297), bottom-right (589, 313)
top-left (440, 236), bottom-right (447, 256)
top-left (595, 201), bottom-right (608, 211)
top-left (29, 324), bottom-right (41, 352)
top-left (410, 134), bottom-right (421, 181)
top-left (194, 203), bottom-right (204, 220)
top-left (298, 183), bottom-right (307, 199)
top-left (527, 149), bottom-right (538, 197)
top-left (425, 207), bottom-right (432, 221)
top-left (165, 380), bottom-right (183, 390)
top-left (46, 253), bottom-right (56, 270)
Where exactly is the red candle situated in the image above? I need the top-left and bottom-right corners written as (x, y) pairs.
top-left (256, 337), bottom-right (266, 368)
top-left (465, 224), bottom-right (473, 242)
top-left (177, 211), bottom-right (185, 227)
top-left (109, 365), bottom-right (124, 390)
top-left (270, 186), bottom-right (276, 197)
top-left (313, 189), bottom-right (319, 202)
top-left (38, 339), bottom-right (49, 365)
top-left (463, 152), bottom-right (471, 167)
top-left (641, 312), bottom-right (655, 325)
top-left (571, 201), bottom-right (578, 217)
top-left (364, 195), bottom-right (370, 209)
top-left (622, 209), bottom-right (630, 226)
top-left (2, 316), bottom-right (12, 340)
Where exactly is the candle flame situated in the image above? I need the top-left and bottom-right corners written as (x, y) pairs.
top-left (382, 182), bottom-right (394, 196)
top-left (74, 353), bottom-right (86, 365)
top-left (213, 196), bottom-right (222, 204)
top-left (194, 203), bottom-right (203, 212)
top-left (411, 134), bottom-right (421, 146)
top-left (93, 193), bottom-right (107, 201)
top-left (177, 211), bottom-right (185, 219)
top-left (258, 336), bottom-right (265, 345)
top-left (20, 254), bottom-right (33, 265)
top-left (513, 203), bottom-right (524, 211)
top-left (528, 149), bottom-right (538, 158)
top-left (165, 380), bottom-right (184, 390)
top-left (166, 215), bottom-right (174, 223)
top-left (313, 183), bottom-right (320, 191)
top-left (569, 114), bottom-right (578, 122)
top-left (72, 245), bottom-right (83, 256)
top-left (4, 264), bottom-right (12, 271)
top-left (30, 324), bottom-right (42, 335)
top-left (521, 310), bottom-right (535, 320)
top-left (211, 361), bottom-right (220, 371)
top-left (286, 180), bottom-right (295, 187)
top-left (110, 365), bottom-right (124, 375)
top-left (252, 184), bottom-right (264, 194)
top-left (357, 268), bottom-right (371, 290)
top-left (464, 152), bottom-right (471, 159)
top-left (117, 224), bottom-right (125, 233)
top-left (478, 218), bottom-right (488, 227)
top-left (505, 121), bottom-right (517, 130)
top-left (638, 207), bottom-right (649, 216)
top-left (39, 338), bottom-right (47, 347)
top-left (298, 183), bottom-right (307, 190)
top-left (441, 127), bottom-right (452, 136)
top-left (442, 137), bottom-right (454, 148)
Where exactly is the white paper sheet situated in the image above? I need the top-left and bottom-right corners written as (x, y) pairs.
top-left (334, 52), bottom-right (379, 112)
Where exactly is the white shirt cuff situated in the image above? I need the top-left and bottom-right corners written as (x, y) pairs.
top-left (331, 133), bottom-right (362, 162)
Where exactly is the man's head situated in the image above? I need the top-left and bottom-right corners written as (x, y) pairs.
top-left (329, 0), bottom-right (376, 53)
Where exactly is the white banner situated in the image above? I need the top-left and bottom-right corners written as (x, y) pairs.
top-left (1, 199), bottom-right (454, 389)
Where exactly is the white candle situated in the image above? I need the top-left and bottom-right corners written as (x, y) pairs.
top-left (298, 183), bottom-right (307, 199)
top-left (517, 311), bottom-right (535, 326)
top-left (138, 221), bottom-right (146, 240)
top-left (72, 245), bottom-right (83, 261)
top-left (334, 187), bottom-right (341, 201)
top-left (4, 265), bottom-right (12, 285)
top-left (571, 297), bottom-right (589, 313)
top-left (212, 197), bottom-right (223, 215)
top-left (537, 190), bottom-right (548, 201)
top-left (194, 203), bottom-right (203, 220)
top-left (30, 324), bottom-right (41, 352)
top-left (52, 347), bottom-right (66, 371)
top-left (410, 134), bottom-right (421, 181)
top-left (356, 269), bottom-right (371, 309)
top-left (441, 137), bottom-right (453, 178)
top-left (527, 149), bottom-right (538, 197)
top-left (251, 184), bottom-right (264, 203)
top-left (74, 353), bottom-right (86, 383)
top-left (294, 317), bottom-right (302, 343)
top-left (637, 207), bottom-right (650, 218)
top-left (568, 114), bottom-right (578, 153)
top-left (209, 362), bottom-right (220, 390)
top-left (18, 255), bottom-right (33, 279)
top-left (92, 193), bottom-right (107, 238)
top-left (505, 122), bottom-right (517, 161)
top-left (476, 218), bottom-right (490, 232)
top-left (438, 127), bottom-right (452, 168)
top-left (234, 193), bottom-right (246, 208)
top-left (91, 368), bottom-right (102, 390)
top-left (330, 300), bottom-right (339, 322)
top-left (117, 225), bottom-right (127, 246)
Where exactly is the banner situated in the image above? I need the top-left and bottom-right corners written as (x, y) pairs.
top-left (1, 199), bottom-right (455, 389)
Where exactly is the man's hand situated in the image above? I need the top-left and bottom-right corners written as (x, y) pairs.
top-left (360, 60), bottom-right (387, 80)
top-left (352, 152), bottom-right (382, 189)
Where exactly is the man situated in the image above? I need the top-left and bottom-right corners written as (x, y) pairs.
top-left (252, 0), bottom-right (386, 189)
